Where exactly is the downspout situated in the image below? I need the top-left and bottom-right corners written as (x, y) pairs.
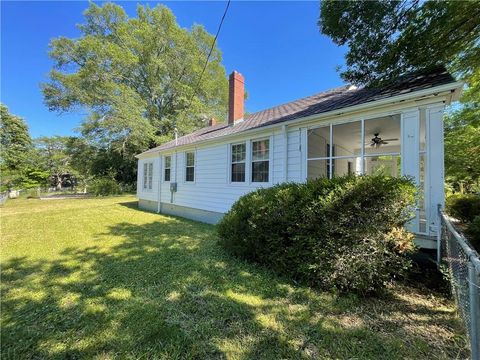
top-left (171, 127), bottom-right (178, 204)
top-left (157, 152), bottom-right (161, 213)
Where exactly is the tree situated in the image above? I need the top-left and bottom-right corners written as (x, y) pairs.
top-left (35, 136), bottom-right (77, 190)
top-left (318, 0), bottom-right (480, 86)
top-left (42, 2), bottom-right (229, 184)
top-left (0, 104), bottom-right (40, 190)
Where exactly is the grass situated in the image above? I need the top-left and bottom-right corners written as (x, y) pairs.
top-left (1, 196), bottom-right (468, 359)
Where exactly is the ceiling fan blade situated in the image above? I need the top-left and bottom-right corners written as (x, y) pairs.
top-left (382, 138), bottom-right (398, 141)
top-left (382, 141), bottom-right (389, 145)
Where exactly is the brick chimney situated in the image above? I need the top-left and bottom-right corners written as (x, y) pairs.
top-left (228, 71), bottom-right (244, 125)
top-left (208, 118), bottom-right (218, 126)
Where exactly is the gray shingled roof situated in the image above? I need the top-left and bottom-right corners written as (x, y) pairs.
top-left (141, 66), bottom-right (456, 154)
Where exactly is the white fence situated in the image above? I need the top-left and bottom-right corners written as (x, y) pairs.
top-left (439, 205), bottom-right (480, 360)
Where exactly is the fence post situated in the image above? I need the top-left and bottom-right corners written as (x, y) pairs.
top-left (468, 262), bottom-right (480, 360)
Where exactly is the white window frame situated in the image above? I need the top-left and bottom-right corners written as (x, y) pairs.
top-left (143, 161), bottom-right (154, 191)
top-left (306, 117), bottom-right (401, 180)
top-left (250, 137), bottom-right (272, 184)
top-left (230, 142), bottom-right (247, 183)
top-left (185, 151), bottom-right (195, 183)
top-left (164, 155), bottom-right (171, 182)
top-left (143, 163), bottom-right (148, 190)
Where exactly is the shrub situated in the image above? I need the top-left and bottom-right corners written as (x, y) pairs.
top-left (217, 175), bottom-right (417, 295)
top-left (89, 177), bottom-right (122, 196)
top-left (446, 194), bottom-right (480, 223)
top-left (466, 215), bottom-right (480, 250)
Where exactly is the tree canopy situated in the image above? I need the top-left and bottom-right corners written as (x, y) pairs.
top-left (318, 0), bottom-right (480, 87)
top-left (42, 2), bottom-right (228, 156)
top-left (0, 105), bottom-right (49, 190)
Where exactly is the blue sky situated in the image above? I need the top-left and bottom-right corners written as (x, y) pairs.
top-left (1, 1), bottom-right (346, 138)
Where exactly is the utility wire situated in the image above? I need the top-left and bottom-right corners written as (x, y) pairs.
top-left (173, 0), bottom-right (230, 140)
top-left (189, 0), bottom-right (231, 105)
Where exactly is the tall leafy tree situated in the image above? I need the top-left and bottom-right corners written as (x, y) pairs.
top-left (0, 104), bottom-right (47, 190)
top-left (42, 2), bottom-right (229, 182)
top-left (0, 104), bottom-right (33, 171)
top-left (318, 0), bottom-right (480, 86)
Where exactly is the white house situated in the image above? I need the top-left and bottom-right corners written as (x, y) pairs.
top-left (136, 67), bottom-right (462, 248)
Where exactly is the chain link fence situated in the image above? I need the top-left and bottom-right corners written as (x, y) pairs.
top-left (439, 205), bottom-right (480, 360)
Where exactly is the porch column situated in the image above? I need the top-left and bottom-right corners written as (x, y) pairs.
top-left (401, 108), bottom-right (420, 232)
top-left (427, 105), bottom-right (445, 234)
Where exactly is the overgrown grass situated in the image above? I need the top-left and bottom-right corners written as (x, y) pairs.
top-left (1, 196), bottom-right (468, 359)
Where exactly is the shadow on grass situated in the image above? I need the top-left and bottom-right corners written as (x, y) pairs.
top-left (1, 216), bottom-right (468, 359)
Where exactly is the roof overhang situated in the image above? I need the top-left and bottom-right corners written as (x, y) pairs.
top-left (136, 80), bottom-right (463, 158)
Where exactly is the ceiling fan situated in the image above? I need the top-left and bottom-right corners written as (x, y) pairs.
top-left (369, 133), bottom-right (398, 148)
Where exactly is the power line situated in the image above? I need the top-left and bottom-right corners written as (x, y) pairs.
top-left (188, 0), bottom-right (231, 108)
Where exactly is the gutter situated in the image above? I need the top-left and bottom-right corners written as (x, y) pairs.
top-left (136, 80), bottom-right (463, 158)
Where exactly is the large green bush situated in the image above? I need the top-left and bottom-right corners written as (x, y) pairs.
top-left (218, 176), bottom-right (417, 295)
top-left (89, 177), bottom-right (121, 196)
top-left (446, 194), bottom-right (480, 223)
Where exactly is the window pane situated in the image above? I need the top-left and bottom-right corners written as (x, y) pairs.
top-left (186, 152), bottom-right (195, 166)
top-left (333, 157), bottom-right (363, 177)
top-left (364, 115), bottom-right (401, 155)
top-left (307, 159), bottom-right (328, 180)
top-left (143, 163), bottom-right (148, 188)
top-left (364, 155), bottom-right (401, 177)
top-left (186, 166), bottom-right (194, 182)
top-left (252, 140), bottom-right (269, 161)
top-left (148, 163), bottom-right (153, 189)
top-left (165, 156), bottom-right (171, 168)
top-left (164, 168), bottom-right (171, 182)
top-left (308, 126), bottom-right (329, 159)
top-left (231, 163), bottom-right (245, 182)
top-left (332, 121), bottom-right (361, 157)
top-left (252, 161), bottom-right (269, 182)
top-left (232, 143), bottom-right (246, 163)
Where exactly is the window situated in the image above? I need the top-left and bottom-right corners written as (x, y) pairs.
top-left (148, 162), bottom-right (153, 189)
top-left (143, 162), bottom-right (153, 190)
top-left (231, 143), bottom-right (246, 182)
top-left (251, 139), bottom-right (269, 182)
top-left (143, 163), bottom-right (148, 189)
top-left (164, 156), bottom-right (171, 181)
top-left (307, 115), bottom-right (401, 180)
top-left (185, 152), bottom-right (195, 182)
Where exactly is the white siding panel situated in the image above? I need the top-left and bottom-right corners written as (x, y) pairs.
top-left (287, 129), bottom-right (302, 182)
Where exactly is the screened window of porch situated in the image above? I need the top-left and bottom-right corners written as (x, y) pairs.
top-left (307, 115), bottom-right (401, 179)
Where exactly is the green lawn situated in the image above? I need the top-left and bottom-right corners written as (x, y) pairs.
top-left (1, 196), bottom-right (467, 359)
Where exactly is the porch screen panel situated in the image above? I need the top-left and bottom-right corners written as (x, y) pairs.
top-left (307, 126), bottom-right (330, 179)
top-left (364, 115), bottom-right (401, 178)
top-left (332, 121), bottom-right (362, 177)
